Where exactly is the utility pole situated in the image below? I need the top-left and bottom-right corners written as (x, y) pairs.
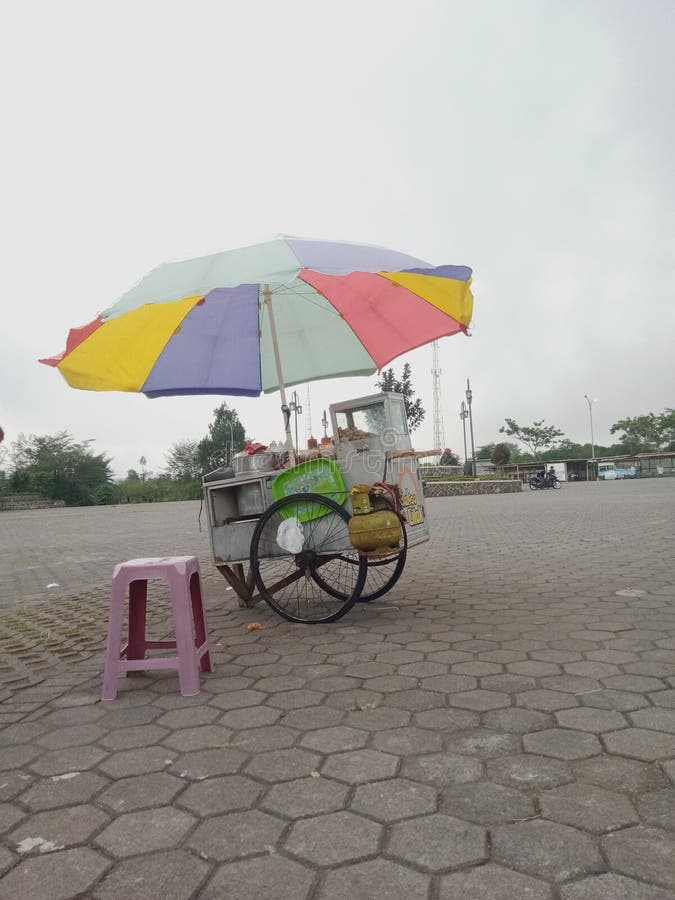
top-left (465, 379), bottom-right (476, 477)
top-left (460, 402), bottom-right (469, 466)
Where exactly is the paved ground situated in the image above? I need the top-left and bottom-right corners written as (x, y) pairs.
top-left (0, 480), bottom-right (674, 898)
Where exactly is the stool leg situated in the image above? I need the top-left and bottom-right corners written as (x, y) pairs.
top-left (171, 576), bottom-right (201, 697)
top-left (127, 579), bottom-right (148, 675)
top-left (102, 577), bottom-right (126, 701)
top-left (190, 571), bottom-right (212, 673)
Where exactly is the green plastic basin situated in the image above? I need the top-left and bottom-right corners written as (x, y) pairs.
top-left (272, 459), bottom-right (347, 522)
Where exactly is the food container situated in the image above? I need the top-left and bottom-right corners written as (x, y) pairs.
top-left (233, 452), bottom-right (277, 475)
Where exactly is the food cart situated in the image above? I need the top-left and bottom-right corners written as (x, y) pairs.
top-left (203, 391), bottom-right (430, 624)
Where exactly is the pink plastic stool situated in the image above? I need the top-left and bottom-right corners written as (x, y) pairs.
top-left (102, 556), bottom-right (212, 701)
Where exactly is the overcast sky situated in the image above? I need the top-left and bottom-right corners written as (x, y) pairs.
top-left (2, 0), bottom-right (673, 477)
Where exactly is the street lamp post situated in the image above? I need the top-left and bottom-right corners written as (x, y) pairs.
top-left (584, 395), bottom-right (597, 459)
top-left (289, 391), bottom-right (303, 452)
top-left (459, 401), bottom-right (469, 468)
top-left (465, 379), bottom-right (476, 477)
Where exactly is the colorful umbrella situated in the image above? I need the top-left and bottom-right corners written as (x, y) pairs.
top-left (41, 236), bottom-right (473, 449)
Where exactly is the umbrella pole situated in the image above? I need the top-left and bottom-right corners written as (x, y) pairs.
top-left (263, 284), bottom-right (296, 466)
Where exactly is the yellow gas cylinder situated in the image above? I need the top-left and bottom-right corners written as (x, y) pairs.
top-left (348, 486), bottom-right (402, 555)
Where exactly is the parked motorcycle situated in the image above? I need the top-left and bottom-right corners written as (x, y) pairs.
top-left (529, 470), bottom-right (561, 490)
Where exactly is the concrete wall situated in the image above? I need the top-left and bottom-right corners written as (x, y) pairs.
top-left (423, 480), bottom-right (523, 497)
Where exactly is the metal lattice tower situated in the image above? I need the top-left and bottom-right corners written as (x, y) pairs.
top-left (305, 385), bottom-right (313, 442)
top-left (431, 340), bottom-right (445, 452)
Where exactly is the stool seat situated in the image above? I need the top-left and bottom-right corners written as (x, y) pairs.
top-left (102, 555), bottom-right (212, 701)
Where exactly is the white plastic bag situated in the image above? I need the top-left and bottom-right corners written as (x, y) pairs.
top-left (276, 517), bottom-right (305, 553)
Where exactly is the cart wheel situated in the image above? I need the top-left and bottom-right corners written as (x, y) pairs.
top-left (250, 493), bottom-right (367, 624)
top-left (311, 514), bottom-right (408, 603)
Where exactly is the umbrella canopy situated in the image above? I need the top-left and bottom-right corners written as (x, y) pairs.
top-left (40, 236), bottom-right (473, 398)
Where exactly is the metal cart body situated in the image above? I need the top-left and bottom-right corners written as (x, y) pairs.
top-left (203, 392), bottom-right (429, 617)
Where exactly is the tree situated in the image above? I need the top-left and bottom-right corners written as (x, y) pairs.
top-left (197, 404), bottom-right (248, 472)
top-left (476, 443), bottom-right (496, 460)
top-left (499, 418), bottom-right (565, 459)
top-left (9, 431), bottom-right (113, 506)
top-left (610, 409), bottom-right (675, 453)
top-left (165, 440), bottom-right (202, 481)
top-left (491, 442), bottom-right (511, 470)
top-left (376, 363), bottom-right (425, 432)
top-left (439, 448), bottom-right (460, 465)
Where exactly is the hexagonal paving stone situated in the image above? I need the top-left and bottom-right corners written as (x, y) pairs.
top-left (574, 755), bottom-right (669, 793)
top-left (92, 796), bottom-right (191, 851)
top-left (422, 674), bottom-right (478, 693)
top-left (385, 689), bottom-right (447, 710)
top-left (266, 690), bottom-right (326, 710)
top-left (178, 774), bottom-right (263, 816)
top-left (217, 706), bottom-right (282, 730)
top-left (100, 724), bottom-right (170, 751)
top-left (555, 707), bottom-right (627, 732)
top-left (401, 752), bottom-right (483, 787)
top-left (603, 826), bottom-right (675, 890)
top-left (98, 772), bottom-right (185, 813)
top-left (98, 747), bottom-right (177, 779)
top-left (440, 781), bottom-right (534, 824)
top-left (482, 708), bottom-right (554, 734)
top-left (387, 813), bottom-right (487, 872)
top-left (517, 690), bottom-right (579, 713)
top-left (0, 803), bottom-right (26, 833)
top-left (444, 729), bottom-right (522, 759)
top-left (604, 728), bottom-right (675, 761)
top-left (170, 748), bottom-right (247, 779)
top-left (29, 745), bottom-right (108, 777)
top-left (559, 872), bottom-right (675, 900)
top-left (209, 689), bottom-right (268, 710)
top-left (351, 778), bottom-right (437, 822)
top-left (244, 748), bottom-right (320, 782)
top-left (36, 724), bottom-right (106, 750)
top-left (162, 725), bottom-right (233, 752)
top-left (488, 753), bottom-right (573, 792)
top-left (0, 745), bottom-right (40, 769)
top-left (0, 847), bottom-right (110, 899)
top-left (262, 776), bottom-right (349, 818)
top-left (439, 863), bottom-right (554, 899)
top-left (155, 706), bottom-right (219, 730)
top-left (636, 789), bottom-right (675, 831)
top-left (230, 725), bottom-right (297, 752)
top-left (92, 849), bottom-right (210, 900)
top-left (371, 726), bottom-right (443, 755)
top-left (603, 675), bottom-right (667, 694)
top-left (480, 674), bottom-right (537, 694)
top-left (10, 804), bottom-right (109, 854)
top-left (630, 708), bottom-right (675, 734)
top-left (343, 707), bottom-right (411, 731)
top-left (540, 782), bottom-right (638, 833)
top-left (580, 689), bottom-right (650, 712)
top-left (188, 809), bottom-right (285, 861)
top-left (491, 819), bottom-right (604, 882)
top-left (299, 726), bottom-right (368, 753)
top-left (0, 771), bottom-right (34, 802)
top-left (446, 690), bottom-right (510, 712)
top-left (18, 772), bottom-right (109, 812)
top-left (279, 705), bottom-right (344, 730)
top-left (325, 689), bottom-right (383, 710)
top-left (413, 708), bottom-right (480, 731)
top-left (523, 728), bottom-right (600, 760)
top-left (320, 858), bottom-right (430, 900)
top-left (508, 661), bottom-right (562, 677)
top-left (199, 855), bottom-right (315, 900)
top-left (321, 749), bottom-right (399, 784)
top-left (284, 809), bottom-right (382, 865)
